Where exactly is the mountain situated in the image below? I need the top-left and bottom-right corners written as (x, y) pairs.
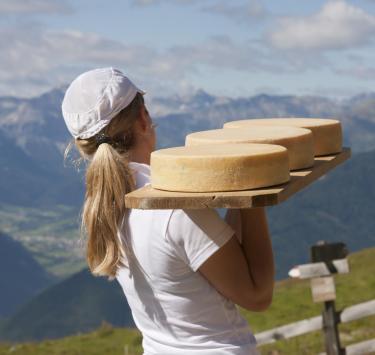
top-left (0, 231), bottom-right (54, 318)
top-left (268, 148), bottom-right (375, 278)
top-left (0, 129), bottom-right (84, 207)
top-left (0, 89), bottom-right (71, 173)
top-left (0, 89), bottom-right (85, 209)
top-left (0, 269), bottom-right (134, 341)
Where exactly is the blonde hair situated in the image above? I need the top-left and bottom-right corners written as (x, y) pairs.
top-left (69, 93), bottom-right (144, 277)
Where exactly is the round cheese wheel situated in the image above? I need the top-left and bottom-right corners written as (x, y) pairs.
top-left (150, 143), bottom-right (290, 192)
top-left (223, 118), bottom-right (342, 156)
top-left (186, 126), bottom-right (314, 170)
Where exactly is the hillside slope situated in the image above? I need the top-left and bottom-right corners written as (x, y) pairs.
top-left (0, 246), bottom-right (374, 354)
top-left (268, 149), bottom-right (375, 278)
top-left (0, 232), bottom-right (54, 318)
top-left (0, 269), bottom-right (134, 341)
top-left (0, 129), bottom-right (84, 208)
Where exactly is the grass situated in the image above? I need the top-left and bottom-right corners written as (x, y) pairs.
top-left (0, 247), bottom-right (374, 355)
top-left (0, 324), bottom-right (142, 355)
top-left (244, 246), bottom-right (375, 354)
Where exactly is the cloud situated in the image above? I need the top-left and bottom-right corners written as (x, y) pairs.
top-left (201, 0), bottom-right (266, 23)
top-left (0, 0), bottom-right (72, 15)
top-left (0, 24), bottom-right (154, 96)
top-left (335, 66), bottom-right (375, 80)
top-left (268, 1), bottom-right (375, 51)
top-left (133, 0), bottom-right (200, 6)
top-left (133, 0), bottom-right (267, 23)
top-left (0, 22), bottom-right (284, 98)
top-left (166, 36), bottom-right (279, 73)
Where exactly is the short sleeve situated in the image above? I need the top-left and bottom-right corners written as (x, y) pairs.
top-left (165, 209), bottom-right (235, 271)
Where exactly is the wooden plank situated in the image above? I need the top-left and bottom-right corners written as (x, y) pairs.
top-left (340, 299), bottom-right (375, 323)
top-left (257, 299), bottom-right (375, 348)
top-left (255, 315), bottom-right (322, 346)
top-left (288, 259), bottom-right (349, 279)
top-left (125, 147), bottom-right (351, 210)
top-left (311, 276), bottom-right (336, 303)
top-left (256, 299), bottom-right (375, 348)
top-left (346, 338), bottom-right (375, 355)
top-left (320, 339), bottom-right (375, 355)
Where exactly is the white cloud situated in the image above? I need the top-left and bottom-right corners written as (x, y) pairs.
top-left (167, 36), bottom-right (279, 72)
top-left (133, 0), bottom-right (200, 6)
top-left (0, 25), bottom-right (154, 96)
top-left (335, 66), bottom-right (375, 80)
top-left (201, 0), bottom-right (266, 23)
top-left (133, 0), bottom-right (267, 23)
top-left (0, 24), bottom-right (281, 98)
top-left (0, 0), bottom-right (72, 15)
top-left (268, 1), bottom-right (375, 51)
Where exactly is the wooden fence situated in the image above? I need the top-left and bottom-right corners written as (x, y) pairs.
top-left (254, 242), bottom-right (375, 355)
top-left (255, 299), bottom-right (375, 354)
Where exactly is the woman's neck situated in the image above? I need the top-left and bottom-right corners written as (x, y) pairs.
top-left (128, 146), bottom-right (151, 165)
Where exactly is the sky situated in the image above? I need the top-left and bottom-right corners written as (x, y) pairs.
top-left (1, 0), bottom-right (375, 100)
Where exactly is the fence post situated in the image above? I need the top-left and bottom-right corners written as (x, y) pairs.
top-left (322, 300), bottom-right (343, 355)
top-left (310, 241), bottom-right (348, 355)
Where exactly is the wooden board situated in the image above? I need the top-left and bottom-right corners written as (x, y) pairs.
top-left (310, 276), bottom-right (336, 303)
top-left (125, 147), bottom-right (351, 210)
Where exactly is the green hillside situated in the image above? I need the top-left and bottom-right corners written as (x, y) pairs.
top-left (1, 247), bottom-right (374, 355)
top-left (0, 269), bottom-right (134, 341)
top-left (268, 148), bottom-right (375, 278)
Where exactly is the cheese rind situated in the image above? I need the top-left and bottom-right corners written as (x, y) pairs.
top-left (186, 126), bottom-right (314, 170)
top-left (223, 118), bottom-right (342, 156)
top-left (151, 144), bottom-right (290, 192)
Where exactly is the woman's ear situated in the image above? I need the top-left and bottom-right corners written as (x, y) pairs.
top-left (138, 105), bottom-right (149, 132)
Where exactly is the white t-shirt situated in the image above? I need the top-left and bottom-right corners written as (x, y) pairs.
top-left (116, 162), bottom-right (259, 355)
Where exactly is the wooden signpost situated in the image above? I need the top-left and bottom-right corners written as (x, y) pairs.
top-left (289, 241), bottom-right (349, 354)
top-left (309, 241), bottom-right (349, 355)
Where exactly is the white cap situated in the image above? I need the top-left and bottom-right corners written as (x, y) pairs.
top-left (62, 67), bottom-right (145, 139)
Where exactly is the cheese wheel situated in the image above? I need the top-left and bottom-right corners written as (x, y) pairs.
top-left (223, 118), bottom-right (342, 156)
top-left (186, 126), bottom-right (314, 170)
top-left (150, 143), bottom-right (290, 192)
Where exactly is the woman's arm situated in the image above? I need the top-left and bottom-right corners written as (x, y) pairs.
top-left (198, 207), bottom-right (275, 312)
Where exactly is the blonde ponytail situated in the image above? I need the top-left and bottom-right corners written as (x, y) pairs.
top-left (72, 93), bottom-right (144, 277)
top-left (83, 143), bottom-right (134, 277)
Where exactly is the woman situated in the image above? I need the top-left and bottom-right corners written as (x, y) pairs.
top-left (62, 67), bottom-right (274, 355)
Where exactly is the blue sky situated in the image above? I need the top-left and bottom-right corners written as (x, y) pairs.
top-left (1, 0), bottom-right (375, 100)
